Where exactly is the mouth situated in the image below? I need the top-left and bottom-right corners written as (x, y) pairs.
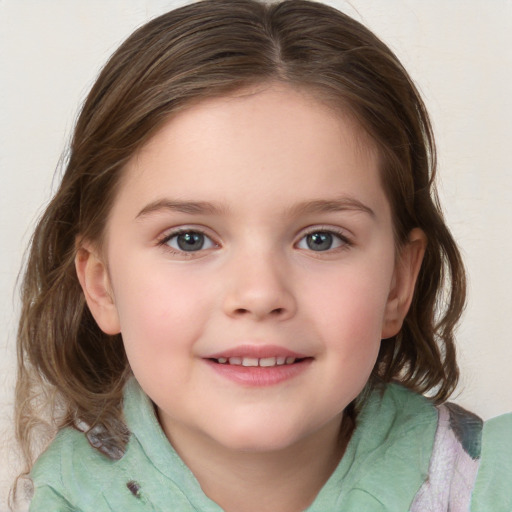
top-left (204, 347), bottom-right (313, 386)
top-left (209, 356), bottom-right (310, 367)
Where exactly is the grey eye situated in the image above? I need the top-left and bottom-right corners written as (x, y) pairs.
top-left (167, 231), bottom-right (215, 252)
top-left (297, 231), bottom-right (345, 252)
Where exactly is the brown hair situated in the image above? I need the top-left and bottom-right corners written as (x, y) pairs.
top-left (15, 0), bottom-right (465, 487)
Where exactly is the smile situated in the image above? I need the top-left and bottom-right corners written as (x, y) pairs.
top-left (213, 356), bottom-right (300, 367)
top-left (205, 346), bottom-right (313, 386)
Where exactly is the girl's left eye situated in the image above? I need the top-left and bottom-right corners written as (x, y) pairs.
top-left (296, 231), bottom-right (348, 252)
top-left (162, 230), bottom-right (216, 253)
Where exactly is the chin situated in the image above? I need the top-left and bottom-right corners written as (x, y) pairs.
top-left (212, 422), bottom-right (307, 454)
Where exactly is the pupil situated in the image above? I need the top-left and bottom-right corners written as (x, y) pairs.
top-left (307, 232), bottom-right (332, 251)
top-left (177, 232), bottom-right (204, 251)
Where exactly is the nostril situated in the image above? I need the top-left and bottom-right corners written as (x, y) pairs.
top-left (232, 307), bottom-right (285, 316)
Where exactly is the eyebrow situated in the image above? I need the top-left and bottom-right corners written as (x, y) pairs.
top-left (286, 197), bottom-right (375, 218)
top-left (135, 196), bottom-right (375, 220)
top-left (135, 199), bottom-right (228, 219)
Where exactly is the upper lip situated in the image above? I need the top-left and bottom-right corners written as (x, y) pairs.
top-left (205, 344), bottom-right (309, 360)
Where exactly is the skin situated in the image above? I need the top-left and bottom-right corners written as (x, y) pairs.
top-left (77, 83), bottom-right (425, 512)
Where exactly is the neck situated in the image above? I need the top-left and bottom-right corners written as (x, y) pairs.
top-left (163, 413), bottom-right (352, 512)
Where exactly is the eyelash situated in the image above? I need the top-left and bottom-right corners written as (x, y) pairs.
top-left (297, 227), bottom-right (352, 253)
top-left (157, 226), bottom-right (353, 256)
top-left (157, 228), bottom-right (217, 257)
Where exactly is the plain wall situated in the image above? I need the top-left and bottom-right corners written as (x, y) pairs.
top-left (1, 1), bottom-right (511, 509)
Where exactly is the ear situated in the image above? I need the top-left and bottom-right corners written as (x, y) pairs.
top-left (381, 228), bottom-right (427, 339)
top-left (75, 242), bottom-right (121, 335)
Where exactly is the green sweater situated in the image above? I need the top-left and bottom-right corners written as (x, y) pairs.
top-left (30, 380), bottom-right (512, 511)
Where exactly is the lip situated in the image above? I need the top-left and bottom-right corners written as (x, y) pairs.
top-left (203, 344), bottom-right (313, 387)
top-left (205, 344), bottom-right (308, 360)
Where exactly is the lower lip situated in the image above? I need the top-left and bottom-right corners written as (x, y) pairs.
top-left (204, 359), bottom-right (312, 387)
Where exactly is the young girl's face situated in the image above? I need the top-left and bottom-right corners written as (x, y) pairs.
top-left (81, 83), bottom-right (419, 455)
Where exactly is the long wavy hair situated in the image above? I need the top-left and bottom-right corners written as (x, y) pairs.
top-left (14, 0), bottom-right (465, 497)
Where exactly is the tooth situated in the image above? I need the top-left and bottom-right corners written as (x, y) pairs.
top-left (276, 357), bottom-right (286, 365)
top-left (229, 357), bottom-right (242, 365)
top-left (242, 357), bottom-right (259, 367)
top-left (217, 357), bottom-right (227, 364)
top-left (259, 357), bottom-right (276, 367)
top-left (285, 357), bottom-right (296, 365)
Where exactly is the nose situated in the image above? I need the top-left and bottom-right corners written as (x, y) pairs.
top-left (222, 251), bottom-right (297, 321)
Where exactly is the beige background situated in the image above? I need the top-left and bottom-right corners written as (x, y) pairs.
top-left (1, 0), bottom-right (511, 510)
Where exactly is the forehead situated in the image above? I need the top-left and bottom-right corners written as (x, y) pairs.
top-left (144, 83), bottom-right (376, 156)
top-left (113, 83), bottom-right (386, 218)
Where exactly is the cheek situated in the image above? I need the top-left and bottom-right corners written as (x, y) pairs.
top-left (311, 273), bottom-right (387, 396)
top-left (108, 258), bottom-right (212, 361)
top-left (304, 264), bottom-right (392, 337)
top-left (300, 262), bottom-right (393, 393)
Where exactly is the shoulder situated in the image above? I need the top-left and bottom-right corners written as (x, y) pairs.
top-left (404, 398), bottom-right (512, 512)
top-left (29, 379), bottom-right (215, 511)
top-left (359, 382), bottom-right (438, 438)
top-left (353, 383), bottom-right (440, 464)
top-left (409, 401), bottom-right (483, 511)
top-left (346, 383), bottom-right (439, 482)
top-left (30, 426), bottom-right (130, 510)
top-left (30, 421), bottom-right (186, 512)
top-left (325, 383), bottom-right (439, 510)
top-left (471, 412), bottom-right (512, 511)
top-left (31, 426), bottom-right (97, 488)
top-left (30, 380), bottom-right (151, 499)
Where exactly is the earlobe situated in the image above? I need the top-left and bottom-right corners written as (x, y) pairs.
top-left (75, 243), bottom-right (121, 335)
top-left (381, 228), bottom-right (427, 339)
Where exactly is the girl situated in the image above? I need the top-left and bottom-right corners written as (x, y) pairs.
top-left (13, 0), bottom-right (511, 510)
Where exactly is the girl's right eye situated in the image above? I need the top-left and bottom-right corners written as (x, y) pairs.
top-left (160, 230), bottom-right (216, 253)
